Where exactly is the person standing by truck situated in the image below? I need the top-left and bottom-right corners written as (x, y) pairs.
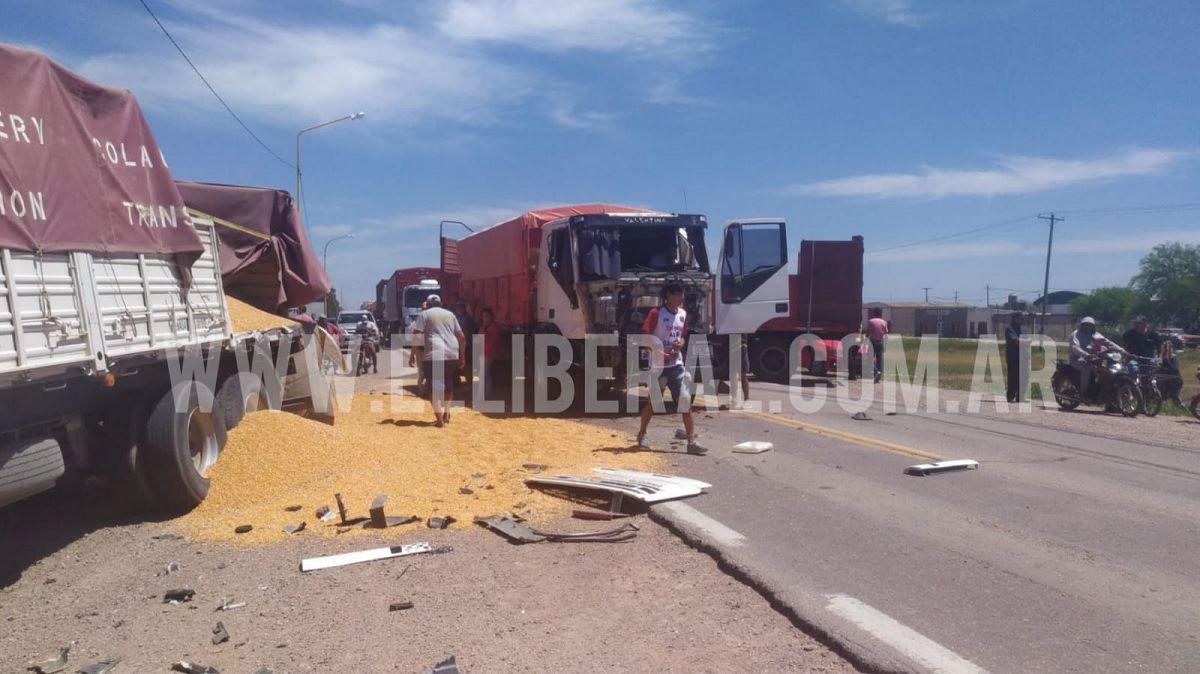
top-left (478, 307), bottom-right (502, 401)
top-left (1004, 313), bottom-right (1025, 403)
top-left (411, 295), bottom-right (465, 427)
top-left (635, 283), bottom-right (707, 455)
top-left (865, 307), bottom-right (889, 383)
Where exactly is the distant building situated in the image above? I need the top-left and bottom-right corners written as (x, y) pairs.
top-left (1033, 290), bottom-right (1083, 316)
top-left (864, 302), bottom-right (994, 338)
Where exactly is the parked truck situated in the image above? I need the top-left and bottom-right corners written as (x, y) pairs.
top-left (713, 219), bottom-right (864, 382)
top-left (0, 45), bottom-right (326, 512)
top-left (378, 267), bottom-right (452, 341)
top-left (445, 204), bottom-right (714, 398)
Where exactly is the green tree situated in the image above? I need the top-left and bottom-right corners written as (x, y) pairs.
top-left (1131, 243), bottom-right (1200, 328)
top-left (1070, 286), bottom-right (1139, 330)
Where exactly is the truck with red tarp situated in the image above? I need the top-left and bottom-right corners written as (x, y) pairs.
top-left (0, 44), bottom-right (326, 513)
top-left (376, 266), bottom-right (457, 342)
top-left (713, 219), bottom-right (864, 381)
top-left (442, 204), bottom-right (713, 396)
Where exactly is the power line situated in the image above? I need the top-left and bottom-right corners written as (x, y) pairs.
top-left (865, 214), bottom-right (1035, 256)
top-left (1057, 202), bottom-right (1200, 217)
top-left (138, 0), bottom-right (294, 169)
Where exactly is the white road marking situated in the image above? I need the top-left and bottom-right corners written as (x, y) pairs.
top-left (657, 501), bottom-right (747, 547)
top-left (825, 594), bottom-right (986, 674)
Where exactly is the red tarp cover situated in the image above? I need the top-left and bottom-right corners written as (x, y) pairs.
top-left (175, 180), bottom-right (331, 310)
top-left (0, 44), bottom-right (201, 259)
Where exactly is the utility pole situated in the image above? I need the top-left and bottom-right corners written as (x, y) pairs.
top-left (922, 287), bottom-right (931, 303)
top-left (1037, 213), bottom-right (1063, 334)
top-left (954, 290), bottom-right (959, 303)
top-left (986, 284), bottom-right (990, 308)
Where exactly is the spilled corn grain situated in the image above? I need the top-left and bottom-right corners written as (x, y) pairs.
top-left (226, 295), bottom-right (297, 333)
top-left (178, 392), bottom-right (659, 543)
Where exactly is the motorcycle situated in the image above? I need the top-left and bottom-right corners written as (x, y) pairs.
top-left (1128, 356), bottom-right (1164, 417)
top-left (1052, 350), bottom-right (1143, 417)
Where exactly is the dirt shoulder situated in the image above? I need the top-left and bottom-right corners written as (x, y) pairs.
top-left (0, 494), bottom-right (853, 673)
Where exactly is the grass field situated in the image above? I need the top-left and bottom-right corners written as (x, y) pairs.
top-left (881, 336), bottom-right (1199, 413)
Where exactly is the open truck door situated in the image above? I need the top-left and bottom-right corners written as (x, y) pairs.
top-left (715, 219), bottom-right (789, 335)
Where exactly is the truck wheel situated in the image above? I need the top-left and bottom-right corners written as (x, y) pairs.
top-left (142, 382), bottom-right (227, 513)
top-left (98, 395), bottom-right (156, 509)
top-left (750, 338), bottom-right (791, 384)
top-left (215, 369), bottom-right (279, 431)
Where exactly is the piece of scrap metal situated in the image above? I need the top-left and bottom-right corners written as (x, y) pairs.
top-left (733, 441), bottom-right (773, 454)
top-left (365, 494), bottom-right (417, 529)
top-left (215, 598), bottom-right (246, 612)
top-left (27, 646), bottom-right (69, 674)
top-left (76, 657), bottom-right (121, 674)
top-left (851, 411), bottom-right (871, 421)
top-left (315, 505), bottom-right (335, 522)
top-left (525, 468), bottom-right (709, 505)
top-left (233, 525), bottom-right (253, 534)
top-left (420, 655), bottom-right (460, 674)
top-left (427, 516), bottom-right (456, 529)
top-left (283, 521), bottom-right (306, 535)
top-left (170, 662), bottom-right (219, 674)
top-left (473, 515), bottom-right (543, 543)
top-left (389, 601), bottom-right (415, 611)
top-left (572, 509), bottom-right (629, 521)
top-left (163, 588), bottom-right (195, 604)
top-left (904, 459), bottom-right (980, 476)
top-left (211, 621), bottom-right (229, 645)
top-left (474, 515), bottom-right (638, 544)
top-left (300, 541), bottom-right (432, 572)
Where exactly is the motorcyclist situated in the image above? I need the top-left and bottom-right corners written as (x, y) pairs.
top-left (1070, 316), bottom-right (1126, 400)
top-left (1122, 316), bottom-right (1161, 358)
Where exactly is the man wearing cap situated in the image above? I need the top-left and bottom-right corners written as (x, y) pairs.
top-left (1122, 316), bottom-right (1162, 359)
top-left (411, 294), bottom-right (465, 427)
top-left (1070, 316), bottom-right (1125, 400)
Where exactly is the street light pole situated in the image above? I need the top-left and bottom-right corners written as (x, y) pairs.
top-left (323, 234), bottom-right (356, 316)
top-left (295, 111), bottom-right (365, 214)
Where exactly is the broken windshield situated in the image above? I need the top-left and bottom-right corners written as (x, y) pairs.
top-left (577, 225), bottom-right (709, 279)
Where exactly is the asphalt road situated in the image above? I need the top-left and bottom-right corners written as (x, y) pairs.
top-left (604, 382), bottom-right (1200, 673)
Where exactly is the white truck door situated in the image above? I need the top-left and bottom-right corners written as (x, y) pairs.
top-left (714, 219), bottom-right (789, 335)
top-left (535, 222), bottom-right (586, 339)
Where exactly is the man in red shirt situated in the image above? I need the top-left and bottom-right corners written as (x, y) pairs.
top-left (478, 307), bottom-right (502, 401)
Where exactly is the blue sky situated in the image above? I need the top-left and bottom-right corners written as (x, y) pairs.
top-left (6, 0), bottom-right (1199, 307)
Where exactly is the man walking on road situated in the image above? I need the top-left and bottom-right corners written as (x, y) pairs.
top-left (865, 308), bottom-right (889, 383)
top-left (411, 294), bottom-right (465, 427)
top-left (636, 283), bottom-right (707, 455)
top-left (1005, 313), bottom-right (1025, 403)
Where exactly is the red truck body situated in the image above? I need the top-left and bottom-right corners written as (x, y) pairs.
top-left (760, 237), bottom-right (864, 337)
top-left (450, 204), bottom-right (640, 330)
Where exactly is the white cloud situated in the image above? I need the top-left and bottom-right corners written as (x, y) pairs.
top-left (838, 0), bottom-right (922, 27)
top-left (75, 1), bottom-right (709, 133)
top-left (788, 148), bottom-right (1192, 200)
top-left (437, 0), bottom-right (703, 57)
top-left (870, 228), bottom-right (1200, 263)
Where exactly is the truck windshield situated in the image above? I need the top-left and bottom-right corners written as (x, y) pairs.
top-left (403, 287), bottom-right (439, 308)
top-left (577, 225), bottom-right (708, 279)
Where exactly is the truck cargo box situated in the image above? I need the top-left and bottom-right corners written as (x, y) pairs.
top-left (787, 236), bottom-right (864, 336)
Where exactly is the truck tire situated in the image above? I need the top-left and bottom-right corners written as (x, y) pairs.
top-left (98, 395), bottom-right (157, 509)
top-left (215, 368), bottom-right (279, 431)
top-left (750, 337), bottom-right (791, 384)
top-left (142, 382), bottom-right (227, 513)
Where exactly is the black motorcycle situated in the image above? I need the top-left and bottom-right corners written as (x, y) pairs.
top-left (1052, 351), bottom-right (1143, 417)
top-left (1128, 356), bottom-right (1164, 417)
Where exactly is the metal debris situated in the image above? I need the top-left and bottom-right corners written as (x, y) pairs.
top-left (365, 494), bottom-right (417, 529)
top-left (157, 560), bottom-right (182, 577)
top-left (851, 412), bottom-right (871, 421)
top-left (732, 441), bottom-right (773, 454)
top-left (300, 541), bottom-right (433, 572)
top-left (420, 655), bottom-right (460, 674)
top-left (211, 621), bottom-right (229, 645)
top-left (521, 463), bottom-right (548, 473)
top-left (76, 657), bottom-right (121, 674)
top-left (427, 516), bottom-right (456, 529)
top-left (458, 486), bottom-right (473, 495)
top-left (163, 589), bottom-right (195, 604)
top-left (284, 504), bottom-right (303, 512)
top-left (388, 601), bottom-right (415, 611)
top-left (475, 515), bottom-right (638, 544)
top-left (315, 505), bottom-right (335, 522)
top-left (170, 662), bottom-right (219, 674)
top-left (904, 459), bottom-right (980, 476)
top-left (233, 524), bottom-right (253, 534)
top-left (151, 533), bottom-right (183, 541)
top-left (572, 509), bottom-right (630, 521)
top-left (27, 646), bottom-right (69, 674)
top-left (216, 598), bottom-right (246, 612)
top-left (526, 468), bottom-right (710, 505)
top-left (282, 521), bottom-right (307, 535)
top-left (334, 493), bottom-right (350, 523)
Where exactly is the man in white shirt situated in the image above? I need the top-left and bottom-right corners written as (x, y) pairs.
top-left (411, 294), bottom-right (465, 427)
top-left (635, 283), bottom-right (706, 455)
top-left (1069, 316), bottom-right (1125, 400)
